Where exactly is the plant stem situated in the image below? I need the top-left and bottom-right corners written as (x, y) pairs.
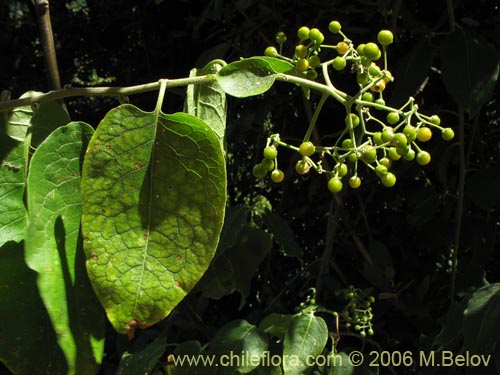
top-left (303, 93), bottom-right (328, 142)
top-left (0, 75), bottom-right (216, 113)
top-left (35, 0), bottom-right (61, 90)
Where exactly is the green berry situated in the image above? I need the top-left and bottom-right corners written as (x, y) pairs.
top-left (309, 55), bottom-right (321, 68)
top-left (342, 139), bottom-right (353, 149)
top-left (299, 141), bottom-right (315, 156)
top-left (356, 44), bottom-right (365, 55)
top-left (295, 159), bottom-right (311, 175)
top-left (377, 30), bottom-right (394, 46)
top-left (306, 69), bottom-right (318, 80)
top-left (271, 169), bottom-right (285, 183)
top-left (309, 28), bottom-right (324, 44)
top-left (379, 157), bottom-right (392, 169)
top-left (375, 98), bottom-right (386, 105)
top-left (356, 72), bottom-right (369, 85)
top-left (261, 158), bottom-right (275, 171)
top-left (275, 31), bottom-right (287, 44)
top-left (336, 163), bottom-right (348, 177)
top-left (332, 56), bottom-right (347, 71)
top-left (392, 133), bottom-right (408, 147)
top-left (381, 172), bottom-right (396, 187)
top-left (296, 58), bottom-right (309, 72)
top-left (264, 46), bottom-right (278, 57)
top-left (429, 115), bottom-right (441, 125)
top-left (263, 145), bottom-right (278, 160)
top-left (388, 147), bottom-right (401, 160)
top-left (345, 113), bottom-right (360, 128)
top-left (373, 132), bottom-right (383, 145)
top-left (253, 164), bottom-right (267, 179)
top-left (381, 127), bottom-right (395, 142)
top-left (347, 152), bottom-right (358, 163)
top-left (403, 124), bottom-right (417, 141)
top-left (417, 127), bottom-right (432, 142)
top-left (328, 177), bottom-right (343, 193)
top-left (386, 111), bottom-right (400, 125)
top-left (368, 328), bottom-right (374, 336)
top-left (349, 175), bottom-right (361, 189)
top-left (403, 148), bottom-right (415, 161)
top-left (295, 44), bottom-right (308, 58)
top-left (362, 92), bottom-right (374, 102)
top-left (362, 42), bottom-right (380, 59)
top-left (328, 20), bottom-right (341, 33)
top-left (361, 147), bottom-right (377, 163)
top-left (297, 26), bottom-right (310, 41)
top-left (375, 164), bottom-right (388, 177)
top-left (442, 128), bottom-right (455, 141)
top-left (416, 151), bottom-right (431, 165)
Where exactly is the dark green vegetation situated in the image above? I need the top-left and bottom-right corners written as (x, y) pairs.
top-left (1, 1), bottom-right (500, 374)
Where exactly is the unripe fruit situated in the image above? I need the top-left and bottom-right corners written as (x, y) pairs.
top-left (357, 72), bottom-right (369, 85)
top-left (388, 147), bottom-right (401, 160)
top-left (332, 56), bottom-right (347, 71)
top-left (442, 128), bottom-right (455, 141)
top-left (329, 20), bottom-right (341, 33)
top-left (309, 28), bottom-right (325, 44)
top-left (386, 111), bottom-right (400, 125)
top-left (271, 169), bottom-right (285, 183)
top-left (309, 55), bottom-right (321, 68)
top-left (417, 127), bottom-right (432, 142)
top-left (275, 31), bottom-right (287, 44)
top-left (342, 139), bottom-right (353, 149)
top-left (375, 164), bottom-right (388, 177)
top-left (264, 46), bottom-right (278, 57)
top-left (253, 164), bottom-right (267, 179)
top-left (416, 151), bottom-right (431, 165)
top-left (345, 113), bottom-right (360, 128)
top-left (328, 177), bottom-right (343, 193)
top-left (261, 158), bottom-right (275, 171)
top-left (363, 42), bottom-right (380, 59)
top-left (377, 30), bottom-right (394, 46)
top-left (336, 163), bottom-right (348, 177)
top-left (370, 80), bottom-right (386, 92)
top-left (361, 147), bottom-right (377, 163)
top-left (362, 92), bottom-right (374, 102)
top-left (263, 146), bottom-right (278, 160)
top-left (381, 127), bottom-right (395, 142)
top-left (381, 172), bottom-right (396, 187)
top-left (429, 115), bottom-right (441, 125)
top-left (403, 124), bottom-right (417, 141)
top-left (379, 157), bottom-right (392, 169)
top-left (349, 175), bottom-right (361, 189)
top-left (296, 58), bottom-right (309, 72)
top-left (295, 160), bottom-right (311, 175)
top-left (373, 132), bottom-right (383, 145)
top-left (403, 148), bottom-right (415, 161)
top-left (299, 141), bottom-right (315, 156)
top-left (295, 44), bottom-right (308, 58)
top-left (297, 26), bottom-right (310, 41)
top-left (392, 133), bottom-right (408, 147)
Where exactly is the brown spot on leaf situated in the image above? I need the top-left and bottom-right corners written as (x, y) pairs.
top-left (133, 162), bottom-right (142, 169)
top-left (131, 185), bottom-right (136, 190)
top-left (143, 234), bottom-right (148, 240)
top-left (105, 145), bottom-right (111, 150)
top-left (91, 253), bottom-right (98, 261)
top-left (176, 254), bottom-right (182, 260)
top-left (174, 280), bottom-right (181, 287)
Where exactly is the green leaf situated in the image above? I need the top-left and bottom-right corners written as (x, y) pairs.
top-left (184, 61), bottom-right (227, 146)
top-left (217, 57), bottom-right (294, 98)
top-left (388, 41), bottom-right (434, 108)
top-left (4, 91), bottom-right (42, 141)
top-left (0, 132), bottom-right (26, 245)
top-left (217, 205), bottom-right (250, 254)
top-left (263, 212), bottom-right (303, 258)
top-left (441, 29), bottom-right (500, 116)
top-left (30, 100), bottom-right (71, 147)
top-left (0, 241), bottom-right (67, 375)
top-left (198, 226), bottom-right (272, 307)
top-left (117, 337), bottom-right (167, 375)
top-left (258, 313), bottom-right (294, 339)
top-left (25, 122), bottom-right (105, 375)
top-left (463, 283), bottom-right (500, 355)
top-left (433, 299), bottom-right (468, 350)
top-left (282, 313), bottom-right (328, 375)
top-left (322, 352), bottom-right (354, 375)
top-left (209, 319), bottom-right (269, 374)
top-left (81, 104), bottom-right (227, 334)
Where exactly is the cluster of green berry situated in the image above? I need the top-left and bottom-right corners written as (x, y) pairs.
top-left (254, 22), bottom-right (455, 192)
top-left (337, 287), bottom-right (375, 338)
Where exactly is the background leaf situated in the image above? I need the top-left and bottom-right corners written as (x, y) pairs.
top-left (463, 283), bottom-right (500, 355)
top-left (29, 100), bottom-right (71, 147)
top-left (25, 122), bottom-right (105, 375)
top-left (440, 29), bottom-right (500, 116)
top-left (0, 132), bottom-right (26, 245)
top-left (282, 313), bottom-right (328, 375)
top-left (81, 104), bottom-right (227, 334)
top-left (209, 319), bottom-right (269, 374)
top-left (0, 242), bottom-right (67, 375)
top-left (263, 212), bottom-right (303, 258)
top-left (184, 61), bottom-right (227, 147)
top-left (3, 91), bottom-right (41, 141)
top-left (116, 337), bottom-right (167, 375)
top-left (217, 57), bottom-right (294, 98)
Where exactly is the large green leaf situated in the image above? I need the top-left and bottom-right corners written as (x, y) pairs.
top-left (463, 283), bottom-right (500, 355)
top-left (209, 319), bottom-right (269, 374)
top-left (25, 122), bottom-right (105, 375)
top-left (217, 57), bottom-right (294, 98)
top-left (0, 241), bottom-right (67, 375)
top-left (3, 90), bottom-right (41, 141)
top-left (184, 61), bottom-right (227, 146)
top-left (282, 312), bottom-right (328, 375)
top-left (81, 104), bottom-right (227, 334)
top-left (29, 100), bottom-right (71, 148)
top-left (0, 132), bottom-right (26, 245)
top-left (441, 29), bottom-right (500, 116)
